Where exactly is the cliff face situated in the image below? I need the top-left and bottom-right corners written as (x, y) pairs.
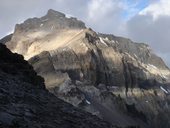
top-left (26, 29), bottom-right (170, 91)
top-left (0, 43), bottom-right (115, 128)
top-left (4, 9), bottom-right (170, 128)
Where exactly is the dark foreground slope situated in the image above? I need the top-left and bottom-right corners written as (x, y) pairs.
top-left (0, 43), bottom-right (115, 128)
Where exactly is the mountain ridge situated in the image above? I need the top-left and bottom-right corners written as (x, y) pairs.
top-left (2, 9), bottom-right (170, 128)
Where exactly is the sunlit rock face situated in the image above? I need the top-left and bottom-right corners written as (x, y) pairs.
top-left (4, 9), bottom-right (170, 128)
top-left (6, 9), bottom-right (86, 60)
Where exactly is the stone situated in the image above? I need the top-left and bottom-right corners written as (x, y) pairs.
top-left (0, 43), bottom-right (115, 128)
top-left (2, 9), bottom-right (170, 128)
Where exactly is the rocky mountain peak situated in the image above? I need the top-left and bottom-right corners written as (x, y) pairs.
top-left (13, 9), bottom-right (86, 34)
top-left (3, 9), bottom-right (170, 128)
top-left (46, 9), bottom-right (65, 17)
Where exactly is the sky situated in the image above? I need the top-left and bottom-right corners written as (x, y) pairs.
top-left (0, 0), bottom-right (170, 66)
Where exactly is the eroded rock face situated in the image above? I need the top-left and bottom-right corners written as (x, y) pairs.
top-left (0, 43), bottom-right (115, 128)
top-left (0, 34), bottom-right (13, 44)
top-left (4, 9), bottom-right (170, 128)
top-left (28, 29), bottom-right (170, 91)
top-left (6, 9), bottom-right (86, 60)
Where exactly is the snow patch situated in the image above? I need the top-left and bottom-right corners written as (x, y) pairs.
top-left (148, 64), bottom-right (157, 69)
top-left (134, 54), bottom-right (137, 58)
top-left (160, 86), bottom-right (168, 94)
top-left (80, 43), bottom-right (86, 47)
top-left (62, 48), bottom-right (66, 51)
top-left (66, 14), bottom-right (73, 18)
top-left (161, 74), bottom-right (168, 79)
top-left (105, 37), bottom-right (109, 41)
top-left (40, 24), bottom-right (43, 27)
top-left (124, 52), bottom-right (130, 56)
top-left (85, 100), bottom-right (91, 105)
top-left (111, 40), bottom-right (115, 43)
top-left (99, 37), bottom-right (108, 46)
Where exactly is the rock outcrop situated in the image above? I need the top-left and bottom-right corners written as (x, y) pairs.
top-left (0, 34), bottom-right (13, 44)
top-left (0, 43), bottom-right (116, 128)
top-left (4, 9), bottom-right (170, 128)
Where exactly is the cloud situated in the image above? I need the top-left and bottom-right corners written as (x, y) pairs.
top-left (86, 0), bottom-right (125, 35)
top-left (0, 0), bottom-right (145, 37)
top-left (84, 0), bottom-right (150, 36)
top-left (139, 0), bottom-right (170, 20)
top-left (0, 0), bottom-right (128, 37)
top-left (87, 0), bottom-right (121, 22)
top-left (0, 0), bottom-right (56, 37)
top-left (126, 0), bottom-right (170, 66)
top-left (0, 0), bottom-right (88, 37)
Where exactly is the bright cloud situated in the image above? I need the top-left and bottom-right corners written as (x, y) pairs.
top-left (85, 0), bottom-right (126, 36)
top-left (87, 0), bottom-right (122, 22)
top-left (139, 0), bottom-right (170, 20)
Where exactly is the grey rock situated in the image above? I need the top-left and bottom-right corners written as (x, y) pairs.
top-left (0, 34), bottom-right (13, 44)
top-left (0, 112), bottom-right (15, 125)
top-left (3, 9), bottom-right (170, 128)
top-left (0, 43), bottom-right (116, 128)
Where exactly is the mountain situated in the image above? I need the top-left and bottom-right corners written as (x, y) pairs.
top-left (3, 9), bottom-right (170, 127)
top-left (0, 34), bottom-right (13, 44)
top-left (0, 43), bottom-right (116, 128)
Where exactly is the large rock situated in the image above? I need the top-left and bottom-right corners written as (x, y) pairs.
top-left (4, 9), bottom-right (170, 128)
top-left (0, 43), bottom-right (115, 128)
top-left (0, 43), bottom-right (44, 87)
